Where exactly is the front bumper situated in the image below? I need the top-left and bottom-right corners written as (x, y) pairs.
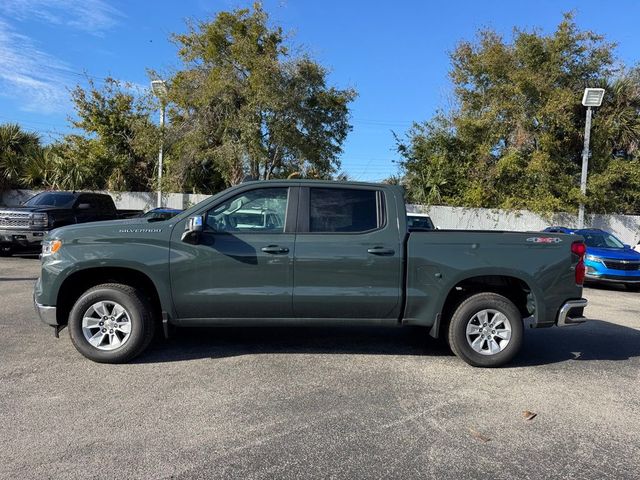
top-left (585, 273), bottom-right (640, 284)
top-left (34, 294), bottom-right (58, 326)
top-left (0, 229), bottom-right (46, 248)
top-left (557, 298), bottom-right (587, 326)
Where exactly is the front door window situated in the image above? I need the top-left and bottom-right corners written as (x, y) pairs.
top-left (206, 188), bottom-right (288, 234)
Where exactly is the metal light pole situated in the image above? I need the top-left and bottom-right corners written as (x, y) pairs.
top-left (151, 80), bottom-right (168, 208)
top-left (578, 88), bottom-right (605, 228)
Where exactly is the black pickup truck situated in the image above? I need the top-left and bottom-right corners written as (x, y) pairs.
top-left (0, 191), bottom-right (140, 256)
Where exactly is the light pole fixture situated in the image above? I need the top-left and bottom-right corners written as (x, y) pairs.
top-left (151, 80), bottom-right (168, 208)
top-left (578, 87), bottom-right (605, 228)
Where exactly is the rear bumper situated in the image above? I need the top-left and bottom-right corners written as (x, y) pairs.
top-left (557, 298), bottom-right (587, 327)
top-left (0, 229), bottom-right (46, 248)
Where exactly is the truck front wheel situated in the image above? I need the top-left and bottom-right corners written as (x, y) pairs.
top-left (447, 292), bottom-right (523, 368)
top-left (68, 283), bottom-right (156, 363)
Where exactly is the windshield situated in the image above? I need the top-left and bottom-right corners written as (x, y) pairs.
top-left (24, 192), bottom-right (76, 208)
top-left (581, 232), bottom-right (625, 249)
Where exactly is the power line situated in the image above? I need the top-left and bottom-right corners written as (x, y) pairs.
top-left (20, 126), bottom-right (66, 136)
top-left (0, 114), bottom-right (66, 129)
top-left (42, 64), bottom-right (147, 88)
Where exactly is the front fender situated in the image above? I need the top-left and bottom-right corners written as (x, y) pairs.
top-left (35, 226), bottom-right (176, 318)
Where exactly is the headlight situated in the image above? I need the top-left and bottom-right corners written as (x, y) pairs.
top-left (42, 239), bottom-right (62, 256)
top-left (31, 213), bottom-right (48, 228)
top-left (585, 254), bottom-right (602, 262)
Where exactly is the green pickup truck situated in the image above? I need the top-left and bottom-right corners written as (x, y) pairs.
top-left (34, 180), bottom-right (588, 367)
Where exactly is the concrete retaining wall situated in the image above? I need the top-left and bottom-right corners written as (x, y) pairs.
top-left (406, 204), bottom-right (640, 246)
top-left (2, 189), bottom-right (210, 211)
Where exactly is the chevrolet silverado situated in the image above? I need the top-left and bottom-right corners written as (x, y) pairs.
top-left (34, 181), bottom-right (588, 367)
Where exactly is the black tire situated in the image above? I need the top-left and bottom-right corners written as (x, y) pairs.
top-left (624, 284), bottom-right (640, 292)
top-left (447, 292), bottom-right (523, 368)
top-left (0, 244), bottom-right (12, 257)
top-left (68, 283), bottom-right (156, 363)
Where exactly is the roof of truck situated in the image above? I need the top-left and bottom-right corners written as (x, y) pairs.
top-left (240, 179), bottom-right (395, 188)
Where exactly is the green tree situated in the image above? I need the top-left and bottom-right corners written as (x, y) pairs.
top-left (0, 123), bottom-right (43, 191)
top-left (5, 5), bottom-right (356, 196)
top-left (59, 78), bottom-right (160, 191)
top-left (168, 3), bottom-right (357, 189)
top-left (397, 13), bottom-right (640, 214)
top-left (46, 135), bottom-right (106, 191)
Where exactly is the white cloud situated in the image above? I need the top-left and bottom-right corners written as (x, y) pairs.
top-left (0, 0), bottom-right (123, 34)
top-left (0, 0), bottom-right (124, 114)
top-left (0, 19), bottom-right (71, 113)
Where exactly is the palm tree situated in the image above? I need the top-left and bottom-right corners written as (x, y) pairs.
top-left (598, 75), bottom-right (640, 159)
top-left (0, 123), bottom-right (42, 191)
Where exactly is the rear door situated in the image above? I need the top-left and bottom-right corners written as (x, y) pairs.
top-left (292, 186), bottom-right (403, 320)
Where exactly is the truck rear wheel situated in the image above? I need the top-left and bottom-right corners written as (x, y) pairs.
top-left (68, 283), bottom-right (156, 363)
top-left (447, 292), bottom-right (523, 368)
top-left (0, 244), bottom-right (12, 257)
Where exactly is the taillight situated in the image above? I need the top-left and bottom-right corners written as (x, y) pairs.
top-left (572, 241), bottom-right (586, 285)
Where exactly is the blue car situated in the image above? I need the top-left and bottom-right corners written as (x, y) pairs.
top-left (544, 227), bottom-right (640, 291)
top-left (140, 208), bottom-right (183, 222)
top-left (543, 226), bottom-right (575, 234)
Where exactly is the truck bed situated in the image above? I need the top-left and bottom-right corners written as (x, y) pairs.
top-left (403, 230), bottom-right (583, 329)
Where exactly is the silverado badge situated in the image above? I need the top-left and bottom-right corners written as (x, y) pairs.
top-left (526, 237), bottom-right (562, 244)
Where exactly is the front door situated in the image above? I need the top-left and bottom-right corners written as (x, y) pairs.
top-left (293, 186), bottom-right (403, 320)
top-left (170, 186), bottom-right (296, 320)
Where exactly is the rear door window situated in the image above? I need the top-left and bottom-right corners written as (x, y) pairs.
top-left (309, 188), bottom-right (380, 233)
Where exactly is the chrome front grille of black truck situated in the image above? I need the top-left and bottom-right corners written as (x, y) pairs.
top-left (0, 211), bottom-right (31, 229)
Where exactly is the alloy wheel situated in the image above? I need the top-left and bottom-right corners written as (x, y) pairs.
top-left (465, 308), bottom-right (512, 356)
top-left (81, 301), bottom-right (132, 351)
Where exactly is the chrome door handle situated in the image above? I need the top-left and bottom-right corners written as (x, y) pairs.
top-left (367, 247), bottom-right (395, 256)
top-left (261, 245), bottom-right (289, 254)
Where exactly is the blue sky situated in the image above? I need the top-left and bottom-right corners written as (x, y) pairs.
top-left (1, 0), bottom-right (639, 182)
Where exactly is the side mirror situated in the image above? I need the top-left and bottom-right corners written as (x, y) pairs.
top-left (624, 244), bottom-right (631, 249)
top-left (77, 203), bottom-right (91, 210)
top-left (181, 215), bottom-right (203, 244)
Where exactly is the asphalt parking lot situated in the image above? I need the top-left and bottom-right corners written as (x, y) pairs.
top-left (1, 256), bottom-right (639, 480)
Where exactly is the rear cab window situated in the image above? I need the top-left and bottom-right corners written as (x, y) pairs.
top-left (96, 194), bottom-right (116, 212)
